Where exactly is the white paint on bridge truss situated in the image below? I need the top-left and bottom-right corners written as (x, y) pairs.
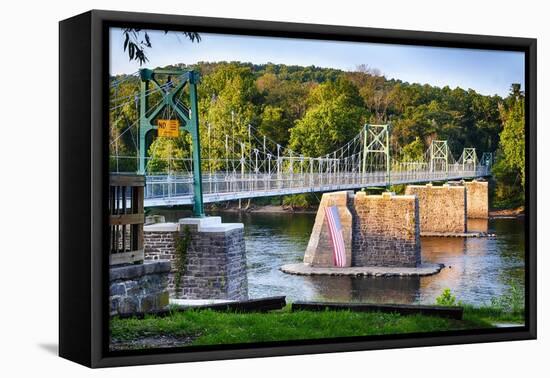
top-left (143, 167), bottom-right (490, 207)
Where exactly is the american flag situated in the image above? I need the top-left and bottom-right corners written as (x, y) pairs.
top-left (324, 206), bottom-right (346, 267)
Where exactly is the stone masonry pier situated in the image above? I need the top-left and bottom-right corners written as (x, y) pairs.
top-left (304, 191), bottom-right (353, 267)
top-left (351, 191), bottom-right (421, 267)
top-left (405, 184), bottom-right (467, 235)
top-left (464, 180), bottom-right (489, 219)
top-left (144, 217), bottom-right (248, 300)
top-left (300, 191), bottom-right (423, 271)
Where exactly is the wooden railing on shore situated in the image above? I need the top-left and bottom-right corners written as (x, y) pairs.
top-left (109, 174), bottom-right (145, 266)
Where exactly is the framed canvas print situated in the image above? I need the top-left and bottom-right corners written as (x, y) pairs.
top-left (59, 10), bottom-right (536, 368)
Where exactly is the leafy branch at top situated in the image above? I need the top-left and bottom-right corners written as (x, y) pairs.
top-left (122, 29), bottom-right (201, 65)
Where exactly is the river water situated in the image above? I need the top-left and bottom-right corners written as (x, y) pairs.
top-left (160, 210), bottom-right (525, 306)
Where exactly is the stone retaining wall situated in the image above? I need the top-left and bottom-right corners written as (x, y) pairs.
top-left (109, 261), bottom-right (170, 316)
top-left (144, 217), bottom-right (248, 300)
top-left (405, 184), bottom-right (467, 234)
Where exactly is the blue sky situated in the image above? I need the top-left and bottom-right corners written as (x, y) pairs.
top-left (110, 28), bottom-right (524, 97)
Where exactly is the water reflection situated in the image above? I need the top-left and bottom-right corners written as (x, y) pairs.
top-left (307, 276), bottom-right (420, 304)
top-left (160, 210), bottom-right (525, 306)
top-left (468, 218), bottom-right (489, 233)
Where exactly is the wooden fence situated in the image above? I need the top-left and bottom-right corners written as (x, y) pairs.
top-left (109, 174), bottom-right (145, 265)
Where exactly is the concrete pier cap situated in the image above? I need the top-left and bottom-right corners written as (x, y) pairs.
top-left (143, 222), bottom-right (180, 232)
top-left (179, 216), bottom-right (244, 232)
top-left (143, 217), bottom-right (245, 233)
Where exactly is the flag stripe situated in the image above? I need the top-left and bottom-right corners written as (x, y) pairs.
top-left (326, 208), bottom-right (339, 266)
top-left (332, 208), bottom-right (344, 267)
top-left (324, 206), bottom-right (346, 267)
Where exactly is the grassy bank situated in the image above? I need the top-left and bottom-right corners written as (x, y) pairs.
top-left (110, 305), bottom-right (523, 350)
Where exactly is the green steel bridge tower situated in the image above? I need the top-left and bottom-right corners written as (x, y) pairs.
top-left (138, 68), bottom-right (204, 217)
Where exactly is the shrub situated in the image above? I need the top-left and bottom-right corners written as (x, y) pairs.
top-left (435, 288), bottom-right (457, 307)
top-left (282, 194), bottom-right (311, 210)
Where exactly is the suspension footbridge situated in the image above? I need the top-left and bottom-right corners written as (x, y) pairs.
top-left (110, 69), bottom-right (492, 211)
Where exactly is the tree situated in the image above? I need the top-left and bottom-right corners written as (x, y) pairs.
top-left (255, 73), bottom-right (311, 145)
top-left (353, 66), bottom-right (394, 122)
top-left (289, 80), bottom-right (367, 156)
top-left (198, 63), bottom-right (261, 171)
top-left (499, 94), bottom-right (525, 186)
top-left (259, 105), bottom-right (292, 145)
top-left (400, 137), bottom-right (425, 162)
top-left (146, 136), bottom-right (190, 174)
top-left (492, 84), bottom-right (525, 207)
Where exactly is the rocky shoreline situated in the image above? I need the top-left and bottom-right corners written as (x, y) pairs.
top-left (489, 207), bottom-right (525, 219)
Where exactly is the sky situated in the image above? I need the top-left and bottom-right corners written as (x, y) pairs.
top-left (110, 28), bottom-right (524, 97)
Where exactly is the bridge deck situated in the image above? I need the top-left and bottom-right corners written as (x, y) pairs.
top-left (143, 169), bottom-right (489, 207)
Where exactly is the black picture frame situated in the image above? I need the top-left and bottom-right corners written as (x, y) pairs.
top-left (59, 9), bottom-right (537, 368)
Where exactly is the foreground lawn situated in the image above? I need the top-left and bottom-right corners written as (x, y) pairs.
top-left (462, 305), bottom-right (525, 325)
top-left (110, 305), bottom-right (523, 350)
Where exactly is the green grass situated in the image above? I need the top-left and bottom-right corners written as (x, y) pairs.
top-left (110, 304), bottom-right (522, 349)
top-left (463, 305), bottom-right (525, 324)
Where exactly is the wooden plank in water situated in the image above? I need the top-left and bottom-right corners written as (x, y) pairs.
top-left (291, 301), bottom-right (463, 320)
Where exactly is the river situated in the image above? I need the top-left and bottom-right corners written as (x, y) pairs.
top-left (159, 210), bottom-right (525, 306)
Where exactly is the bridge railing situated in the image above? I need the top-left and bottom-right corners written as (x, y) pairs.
top-left (142, 165), bottom-right (490, 201)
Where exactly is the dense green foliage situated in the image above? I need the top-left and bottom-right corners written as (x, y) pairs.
top-left (492, 86), bottom-right (525, 208)
top-left (282, 194), bottom-right (315, 210)
top-left (110, 62), bottom-right (525, 208)
top-left (289, 79), bottom-right (366, 156)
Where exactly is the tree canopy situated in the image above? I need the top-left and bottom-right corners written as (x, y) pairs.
top-left (492, 87), bottom-right (525, 207)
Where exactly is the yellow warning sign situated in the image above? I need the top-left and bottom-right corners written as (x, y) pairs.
top-left (157, 119), bottom-right (180, 137)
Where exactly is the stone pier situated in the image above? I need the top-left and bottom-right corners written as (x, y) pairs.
top-left (303, 191), bottom-right (421, 268)
top-left (351, 191), bottom-right (421, 267)
top-left (144, 217), bottom-right (248, 300)
top-left (405, 184), bottom-right (467, 234)
top-left (304, 191), bottom-right (353, 267)
top-left (464, 180), bottom-right (489, 219)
